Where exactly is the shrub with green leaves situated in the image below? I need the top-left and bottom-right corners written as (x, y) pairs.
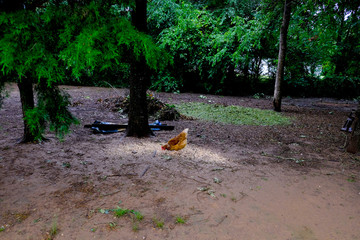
top-left (149, 0), bottom-right (267, 95)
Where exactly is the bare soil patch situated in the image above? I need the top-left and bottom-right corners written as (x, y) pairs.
top-left (0, 83), bottom-right (359, 240)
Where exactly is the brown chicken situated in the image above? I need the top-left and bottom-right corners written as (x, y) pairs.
top-left (161, 128), bottom-right (188, 151)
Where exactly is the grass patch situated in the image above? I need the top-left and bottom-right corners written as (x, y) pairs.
top-left (176, 102), bottom-right (291, 126)
top-left (45, 219), bottom-right (58, 240)
top-left (152, 217), bottom-right (164, 229)
top-left (132, 221), bottom-right (140, 232)
top-left (175, 216), bottom-right (186, 224)
top-left (98, 205), bottom-right (144, 232)
top-left (133, 211), bottom-right (144, 221)
top-left (113, 207), bottom-right (144, 221)
top-left (114, 207), bottom-right (130, 217)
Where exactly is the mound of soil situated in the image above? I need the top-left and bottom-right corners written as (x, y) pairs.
top-left (99, 94), bottom-right (180, 121)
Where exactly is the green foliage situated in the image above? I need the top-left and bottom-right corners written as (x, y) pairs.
top-left (149, 0), bottom-right (359, 97)
top-left (47, 218), bottom-right (58, 240)
top-left (114, 207), bottom-right (130, 217)
top-left (150, 0), bottom-right (269, 95)
top-left (24, 84), bottom-right (79, 141)
top-left (152, 217), bottom-right (164, 229)
top-left (0, 10), bottom-right (65, 84)
top-left (175, 216), bottom-right (186, 224)
top-left (155, 1), bottom-right (223, 93)
top-left (176, 102), bottom-right (291, 126)
top-left (133, 211), bottom-right (144, 221)
top-left (315, 76), bottom-right (360, 98)
top-left (113, 207), bottom-right (144, 221)
top-left (148, 0), bottom-right (182, 36)
top-left (150, 70), bottom-right (181, 92)
top-left (36, 84), bottom-right (79, 139)
top-left (23, 107), bottom-right (47, 141)
top-left (0, 1), bottom-right (171, 140)
top-left (1, 0), bottom-right (359, 117)
top-left (58, 2), bottom-right (171, 80)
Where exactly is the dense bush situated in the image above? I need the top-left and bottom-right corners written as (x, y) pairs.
top-left (147, 0), bottom-right (360, 98)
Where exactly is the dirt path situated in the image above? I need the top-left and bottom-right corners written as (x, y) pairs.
top-left (0, 84), bottom-right (359, 240)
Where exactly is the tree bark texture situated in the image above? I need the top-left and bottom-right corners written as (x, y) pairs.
top-left (126, 0), bottom-right (152, 137)
top-left (273, 0), bottom-right (292, 112)
top-left (127, 58), bottom-right (152, 137)
top-left (346, 104), bottom-right (360, 153)
top-left (131, 0), bottom-right (147, 32)
top-left (17, 79), bottom-right (36, 142)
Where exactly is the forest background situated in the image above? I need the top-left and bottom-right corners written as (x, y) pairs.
top-left (0, 0), bottom-right (359, 140)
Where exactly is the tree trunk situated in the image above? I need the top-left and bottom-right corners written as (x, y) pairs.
top-left (346, 103), bottom-right (360, 153)
top-left (131, 0), bottom-right (147, 32)
top-left (273, 0), bottom-right (292, 112)
top-left (127, 61), bottom-right (152, 137)
top-left (333, 3), bottom-right (346, 75)
top-left (126, 0), bottom-right (152, 137)
top-left (1, 0), bottom-right (35, 142)
top-left (17, 79), bottom-right (36, 143)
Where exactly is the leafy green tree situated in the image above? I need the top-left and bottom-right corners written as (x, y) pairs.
top-left (0, 0), bottom-right (78, 142)
top-left (150, 0), bottom-right (273, 95)
top-left (0, 0), bottom-right (170, 141)
top-left (312, 0), bottom-right (360, 97)
top-left (242, 0), bottom-right (358, 98)
top-left (59, 0), bottom-right (169, 137)
top-left (267, 0), bottom-right (360, 98)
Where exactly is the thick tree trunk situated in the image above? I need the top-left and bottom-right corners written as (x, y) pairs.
top-left (127, 57), bottom-right (152, 137)
top-left (126, 0), bottom-right (152, 137)
top-left (132, 0), bottom-right (147, 32)
top-left (273, 0), bottom-right (292, 112)
top-left (17, 79), bottom-right (36, 143)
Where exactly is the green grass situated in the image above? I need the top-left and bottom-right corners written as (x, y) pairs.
top-left (175, 216), bottom-right (186, 224)
top-left (46, 219), bottom-right (58, 240)
top-left (133, 211), bottom-right (144, 221)
top-left (132, 221), bottom-right (140, 232)
top-left (113, 207), bottom-right (144, 221)
top-left (152, 217), bottom-right (164, 229)
top-left (176, 102), bottom-right (291, 126)
top-left (114, 208), bottom-right (130, 217)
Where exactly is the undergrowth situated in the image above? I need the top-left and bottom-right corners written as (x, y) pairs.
top-left (176, 102), bottom-right (291, 126)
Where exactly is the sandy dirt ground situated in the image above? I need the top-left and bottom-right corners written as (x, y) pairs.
top-left (0, 83), bottom-right (359, 240)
